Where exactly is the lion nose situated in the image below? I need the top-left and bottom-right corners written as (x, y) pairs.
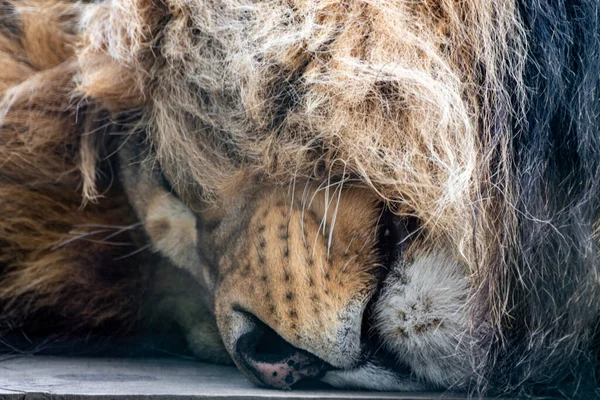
top-left (230, 310), bottom-right (331, 389)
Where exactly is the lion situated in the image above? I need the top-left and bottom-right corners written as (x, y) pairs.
top-left (0, 0), bottom-right (599, 397)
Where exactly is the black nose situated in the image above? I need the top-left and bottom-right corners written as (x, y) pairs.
top-left (234, 315), bottom-right (330, 389)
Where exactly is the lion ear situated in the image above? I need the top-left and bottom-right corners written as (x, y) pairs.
top-left (75, 0), bottom-right (166, 113)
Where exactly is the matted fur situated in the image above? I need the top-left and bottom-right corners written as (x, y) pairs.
top-left (0, 0), bottom-right (143, 338)
top-left (80, 0), bottom-right (520, 268)
top-left (0, 0), bottom-right (598, 397)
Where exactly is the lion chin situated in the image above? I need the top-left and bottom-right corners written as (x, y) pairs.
top-left (1, 0), bottom-right (599, 398)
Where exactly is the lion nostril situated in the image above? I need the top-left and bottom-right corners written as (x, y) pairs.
top-left (234, 314), bottom-right (330, 389)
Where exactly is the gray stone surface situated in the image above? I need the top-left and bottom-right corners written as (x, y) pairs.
top-left (0, 356), bottom-right (472, 399)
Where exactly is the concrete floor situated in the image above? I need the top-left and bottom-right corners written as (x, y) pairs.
top-left (0, 356), bottom-right (473, 399)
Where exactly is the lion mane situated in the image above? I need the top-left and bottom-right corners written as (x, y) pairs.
top-left (0, 0), bottom-right (599, 397)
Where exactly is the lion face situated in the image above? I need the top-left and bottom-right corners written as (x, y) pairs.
top-left (106, 0), bottom-right (486, 386)
top-left (120, 139), bottom-right (475, 390)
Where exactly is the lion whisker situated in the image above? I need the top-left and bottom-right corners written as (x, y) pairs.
top-left (113, 243), bottom-right (152, 261)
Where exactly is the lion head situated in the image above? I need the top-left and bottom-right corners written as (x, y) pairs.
top-left (0, 0), bottom-right (598, 397)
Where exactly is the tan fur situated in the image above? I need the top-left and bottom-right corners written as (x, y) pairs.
top-left (77, 0), bottom-right (525, 285)
top-left (72, 1), bottom-right (529, 385)
top-left (118, 133), bottom-right (384, 366)
top-left (0, 0), bottom-right (536, 390)
top-left (0, 1), bottom-right (143, 334)
top-left (213, 186), bottom-right (382, 365)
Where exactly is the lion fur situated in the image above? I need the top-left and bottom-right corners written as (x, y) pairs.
top-left (0, 0), bottom-right (598, 396)
top-left (0, 0), bottom-right (143, 336)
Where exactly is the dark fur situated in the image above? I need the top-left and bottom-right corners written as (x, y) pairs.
top-left (481, 0), bottom-right (600, 396)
